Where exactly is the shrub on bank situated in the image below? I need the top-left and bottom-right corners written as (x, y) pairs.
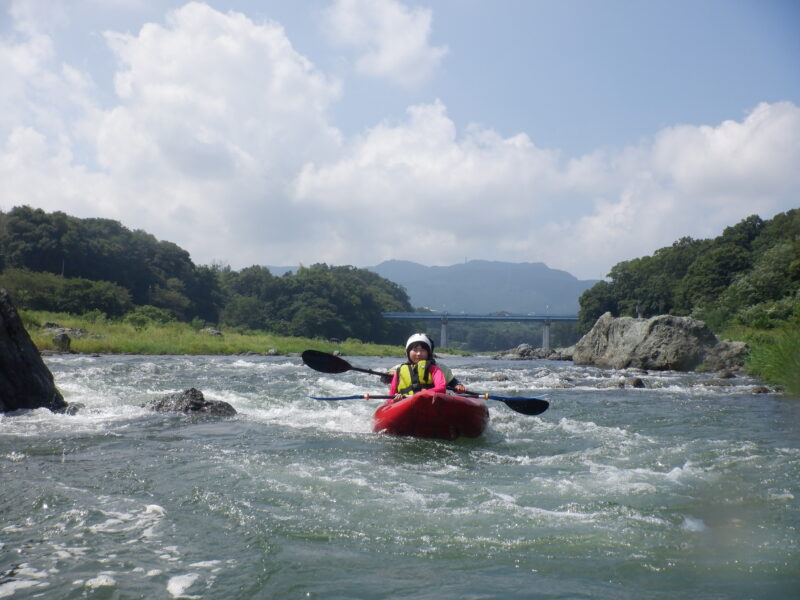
top-left (746, 328), bottom-right (800, 397)
top-left (22, 310), bottom-right (401, 357)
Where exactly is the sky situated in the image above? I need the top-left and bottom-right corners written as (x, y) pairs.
top-left (1, 0), bottom-right (798, 280)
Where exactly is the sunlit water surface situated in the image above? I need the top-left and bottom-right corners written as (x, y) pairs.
top-left (1, 355), bottom-right (798, 599)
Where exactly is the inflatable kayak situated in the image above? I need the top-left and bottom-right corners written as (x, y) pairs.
top-left (372, 390), bottom-right (489, 440)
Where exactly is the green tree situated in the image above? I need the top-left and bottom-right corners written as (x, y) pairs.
top-left (0, 206), bottom-right (221, 321)
top-left (221, 295), bottom-right (270, 330)
top-left (675, 244), bottom-right (752, 310)
top-left (577, 280), bottom-right (616, 331)
top-left (0, 268), bottom-right (132, 316)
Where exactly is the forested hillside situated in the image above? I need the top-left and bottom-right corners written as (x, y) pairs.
top-left (578, 210), bottom-right (800, 332)
top-left (5, 206), bottom-right (797, 350)
top-left (0, 206), bottom-right (412, 344)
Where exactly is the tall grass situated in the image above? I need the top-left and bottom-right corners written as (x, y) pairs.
top-left (22, 310), bottom-right (401, 357)
top-left (745, 327), bottom-right (800, 397)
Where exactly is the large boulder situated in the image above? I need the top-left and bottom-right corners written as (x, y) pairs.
top-left (0, 288), bottom-right (67, 412)
top-left (143, 388), bottom-right (237, 416)
top-left (572, 312), bottom-right (748, 372)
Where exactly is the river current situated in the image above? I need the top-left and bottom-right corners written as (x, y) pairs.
top-left (1, 354), bottom-right (798, 599)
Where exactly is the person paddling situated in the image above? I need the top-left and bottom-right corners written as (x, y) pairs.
top-left (383, 334), bottom-right (467, 395)
top-left (389, 333), bottom-right (456, 403)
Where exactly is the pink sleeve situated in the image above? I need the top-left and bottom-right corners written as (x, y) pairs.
top-left (431, 365), bottom-right (447, 393)
top-left (389, 371), bottom-right (399, 396)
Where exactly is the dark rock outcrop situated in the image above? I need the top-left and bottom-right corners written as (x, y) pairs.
top-left (572, 312), bottom-right (748, 372)
top-left (0, 289), bottom-right (67, 412)
top-left (143, 388), bottom-right (237, 416)
top-left (494, 343), bottom-right (573, 361)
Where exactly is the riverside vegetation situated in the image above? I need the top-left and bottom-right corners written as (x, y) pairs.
top-left (22, 310), bottom-right (399, 357)
top-left (2, 206), bottom-right (798, 394)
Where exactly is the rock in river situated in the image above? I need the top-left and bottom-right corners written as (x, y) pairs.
top-left (572, 312), bottom-right (748, 372)
top-left (0, 288), bottom-right (67, 413)
top-left (143, 388), bottom-right (237, 416)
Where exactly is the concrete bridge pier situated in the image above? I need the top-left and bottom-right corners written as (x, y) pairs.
top-left (542, 319), bottom-right (551, 350)
top-left (440, 315), bottom-right (448, 349)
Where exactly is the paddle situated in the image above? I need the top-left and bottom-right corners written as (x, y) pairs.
top-left (302, 350), bottom-right (550, 416)
top-left (462, 392), bottom-right (549, 416)
top-left (309, 392), bottom-right (549, 415)
top-left (310, 394), bottom-right (394, 401)
top-left (301, 349), bottom-right (390, 378)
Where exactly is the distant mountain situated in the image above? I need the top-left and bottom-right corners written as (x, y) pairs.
top-left (367, 260), bottom-right (599, 314)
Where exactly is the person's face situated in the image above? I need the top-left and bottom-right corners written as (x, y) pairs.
top-left (408, 343), bottom-right (429, 363)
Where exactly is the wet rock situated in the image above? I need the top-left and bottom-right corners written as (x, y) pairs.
top-left (53, 332), bottom-right (71, 352)
top-left (627, 377), bottom-right (646, 388)
top-left (702, 341), bottom-right (749, 372)
top-left (750, 386), bottom-right (771, 394)
top-left (0, 288), bottom-right (67, 413)
top-left (491, 374), bottom-right (510, 381)
top-left (62, 403), bottom-right (85, 415)
top-left (515, 343), bottom-right (535, 358)
top-left (597, 379), bottom-right (625, 389)
top-left (572, 312), bottom-right (748, 372)
top-left (494, 345), bottom-right (573, 361)
top-left (143, 387), bottom-right (237, 416)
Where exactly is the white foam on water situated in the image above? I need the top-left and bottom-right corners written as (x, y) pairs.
top-left (769, 490), bottom-right (795, 500)
top-left (0, 564), bottom-right (51, 598)
top-left (554, 417), bottom-right (642, 441)
top-left (197, 388), bottom-right (251, 408)
top-left (167, 573), bottom-right (200, 598)
top-left (681, 516), bottom-right (708, 532)
top-left (244, 397), bottom-right (376, 434)
top-left (1, 451), bottom-right (26, 462)
top-left (472, 489), bottom-right (602, 524)
top-left (188, 560), bottom-right (221, 569)
top-left (476, 450), bottom-right (536, 466)
top-left (85, 573), bottom-right (116, 588)
top-left (0, 580), bottom-right (46, 598)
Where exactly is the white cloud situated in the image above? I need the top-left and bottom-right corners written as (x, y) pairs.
top-left (323, 0), bottom-right (448, 86)
top-left (294, 100), bottom-right (800, 278)
top-left (7, 0), bottom-right (69, 36)
top-left (1, 2), bottom-right (798, 281)
top-left (100, 2), bottom-right (342, 176)
top-left (556, 102), bottom-right (800, 276)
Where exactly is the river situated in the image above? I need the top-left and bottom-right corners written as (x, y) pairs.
top-left (1, 354), bottom-right (798, 599)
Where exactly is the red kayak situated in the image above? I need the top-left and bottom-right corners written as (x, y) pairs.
top-left (372, 390), bottom-right (489, 440)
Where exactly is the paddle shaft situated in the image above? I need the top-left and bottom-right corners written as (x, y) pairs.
top-left (349, 365), bottom-right (391, 378)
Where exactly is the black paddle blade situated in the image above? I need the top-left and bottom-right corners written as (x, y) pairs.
top-left (501, 398), bottom-right (549, 416)
top-left (301, 350), bottom-right (351, 374)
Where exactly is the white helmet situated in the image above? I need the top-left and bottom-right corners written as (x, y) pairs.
top-left (405, 333), bottom-right (433, 354)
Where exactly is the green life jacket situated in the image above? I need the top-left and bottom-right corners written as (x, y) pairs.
top-left (396, 360), bottom-right (435, 396)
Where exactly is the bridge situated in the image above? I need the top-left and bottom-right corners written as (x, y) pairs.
top-left (381, 312), bottom-right (579, 350)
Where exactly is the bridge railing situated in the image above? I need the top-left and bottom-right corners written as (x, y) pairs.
top-left (381, 312), bottom-right (578, 349)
